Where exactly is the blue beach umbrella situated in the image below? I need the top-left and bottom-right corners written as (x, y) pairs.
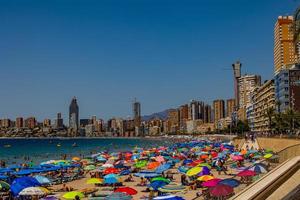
top-left (120, 170), bottom-right (131, 176)
top-left (15, 169), bottom-right (35, 176)
top-left (0, 168), bottom-right (14, 173)
top-left (149, 180), bottom-right (168, 191)
top-left (156, 163), bottom-right (171, 174)
top-left (134, 172), bottom-right (160, 178)
top-left (0, 175), bottom-right (8, 180)
top-left (34, 175), bottom-right (51, 185)
top-left (154, 195), bottom-right (185, 200)
top-left (10, 177), bottom-right (41, 196)
top-left (219, 179), bottom-right (240, 188)
top-left (104, 174), bottom-right (120, 184)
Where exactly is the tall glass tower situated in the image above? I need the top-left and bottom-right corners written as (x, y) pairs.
top-left (69, 97), bottom-right (79, 132)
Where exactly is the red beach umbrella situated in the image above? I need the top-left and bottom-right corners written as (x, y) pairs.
top-left (114, 187), bottom-right (138, 195)
top-left (103, 168), bottom-right (119, 175)
top-left (232, 155), bottom-right (244, 161)
top-left (202, 178), bottom-right (222, 187)
top-left (237, 170), bottom-right (256, 177)
top-left (209, 184), bottom-right (234, 197)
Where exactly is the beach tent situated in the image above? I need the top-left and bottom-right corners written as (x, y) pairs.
top-left (10, 177), bottom-right (41, 196)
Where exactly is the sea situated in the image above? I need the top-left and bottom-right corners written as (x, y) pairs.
top-left (0, 138), bottom-right (170, 165)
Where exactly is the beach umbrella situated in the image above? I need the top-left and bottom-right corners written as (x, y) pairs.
top-left (178, 166), bottom-right (189, 174)
top-left (249, 165), bottom-right (268, 174)
top-left (86, 178), bottom-right (103, 184)
top-left (264, 154), bottom-right (273, 159)
top-left (232, 155), bottom-right (244, 161)
top-left (19, 187), bottom-right (50, 196)
top-left (102, 163), bottom-right (114, 168)
top-left (15, 169), bottom-right (35, 176)
top-left (114, 187), bottom-right (137, 195)
top-left (153, 195), bottom-right (185, 200)
top-left (197, 166), bottom-right (210, 176)
top-left (186, 167), bottom-right (202, 177)
top-left (11, 177), bottom-right (41, 196)
top-left (155, 156), bottom-right (165, 163)
top-left (104, 168), bottom-right (119, 175)
top-left (120, 169), bottom-right (131, 176)
top-left (156, 163), bottom-right (171, 173)
top-left (105, 192), bottom-right (132, 200)
top-left (34, 175), bottom-right (51, 185)
top-left (84, 165), bottom-right (96, 171)
top-left (237, 170), bottom-right (256, 177)
top-left (0, 175), bottom-right (8, 180)
top-left (151, 177), bottom-right (170, 184)
top-left (149, 180), bottom-right (168, 190)
top-left (182, 159), bottom-right (193, 165)
top-left (197, 175), bottom-right (214, 182)
top-left (219, 179), bottom-right (240, 188)
top-left (0, 181), bottom-right (10, 190)
top-left (40, 196), bottom-right (59, 200)
top-left (0, 168), bottom-right (14, 173)
top-left (197, 163), bottom-right (212, 169)
top-left (147, 162), bottom-right (160, 170)
top-left (209, 184), bottom-right (234, 197)
top-left (104, 174), bottom-right (120, 184)
top-left (201, 178), bottom-right (222, 187)
top-left (62, 191), bottom-right (84, 200)
top-left (134, 160), bottom-right (147, 168)
top-left (158, 183), bottom-right (186, 193)
top-left (134, 172), bottom-right (160, 178)
top-left (72, 157), bottom-right (81, 162)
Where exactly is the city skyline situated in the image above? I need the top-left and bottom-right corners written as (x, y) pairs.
top-left (0, 0), bottom-right (298, 120)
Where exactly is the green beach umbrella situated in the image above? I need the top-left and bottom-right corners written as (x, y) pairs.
top-left (0, 181), bottom-right (10, 190)
top-left (151, 177), bottom-right (170, 183)
top-left (84, 165), bottom-right (96, 171)
top-left (134, 160), bottom-right (147, 168)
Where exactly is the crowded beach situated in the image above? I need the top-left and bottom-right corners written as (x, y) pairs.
top-left (0, 138), bottom-right (278, 200)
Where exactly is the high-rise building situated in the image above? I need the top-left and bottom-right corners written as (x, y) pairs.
top-left (253, 80), bottom-right (276, 132)
top-left (179, 104), bottom-right (189, 130)
top-left (1, 119), bottom-right (11, 128)
top-left (274, 16), bottom-right (296, 74)
top-left (43, 119), bottom-right (51, 127)
top-left (226, 99), bottom-right (236, 118)
top-left (238, 75), bottom-right (261, 120)
top-left (213, 100), bottom-right (225, 125)
top-left (55, 113), bottom-right (64, 128)
top-left (16, 117), bottom-right (24, 128)
top-left (188, 100), bottom-right (204, 121)
top-left (69, 97), bottom-right (79, 132)
top-left (275, 64), bottom-right (300, 112)
top-left (133, 99), bottom-right (141, 136)
top-left (204, 105), bottom-right (212, 123)
top-left (232, 61), bottom-right (242, 108)
top-left (25, 117), bottom-right (36, 129)
top-left (166, 109), bottom-right (180, 133)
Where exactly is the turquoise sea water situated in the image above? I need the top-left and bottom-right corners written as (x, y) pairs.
top-left (0, 138), bottom-right (168, 165)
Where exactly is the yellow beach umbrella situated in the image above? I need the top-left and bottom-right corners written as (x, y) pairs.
top-left (186, 167), bottom-right (202, 177)
top-left (264, 154), bottom-right (273, 159)
top-left (86, 178), bottom-right (103, 184)
top-left (62, 191), bottom-right (84, 199)
top-left (197, 175), bottom-right (214, 182)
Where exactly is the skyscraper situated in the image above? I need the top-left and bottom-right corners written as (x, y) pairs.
top-left (213, 100), bottom-right (225, 125)
top-left (69, 97), bottom-right (79, 132)
top-left (274, 16), bottom-right (296, 74)
top-left (188, 100), bottom-right (204, 121)
top-left (232, 61), bottom-right (242, 109)
top-left (55, 113), bottom-right (64, 128)
top-left (226, 99), bottom-right (236, 118)
top-left (133, 99), bottom-right (141, 136)
top-left (204, 104), bottom-right (212, 123)
top-left (238, 75), bottom-right (261, 120)
top-left (16, 117), bottom-right (24, 128)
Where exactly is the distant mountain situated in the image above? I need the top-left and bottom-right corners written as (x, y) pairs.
top-left (142, 109), bottom-right (171, 121)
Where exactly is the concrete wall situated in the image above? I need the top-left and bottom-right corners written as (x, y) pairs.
top-left (257, 137), bottom-right (300, 152)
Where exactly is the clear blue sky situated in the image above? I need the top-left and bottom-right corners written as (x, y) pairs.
top-left (0, 0), bottom-right (299, 121)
